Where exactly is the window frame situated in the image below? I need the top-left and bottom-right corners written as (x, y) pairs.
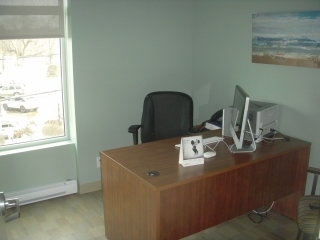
top-left (0, 0), bottom-right (72, 153)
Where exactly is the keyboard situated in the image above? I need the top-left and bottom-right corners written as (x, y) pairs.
top-left (175, 136), bottom-right (224, 148)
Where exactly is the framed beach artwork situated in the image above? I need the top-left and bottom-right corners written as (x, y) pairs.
top-left (252, 11), bottom-right (320, 68)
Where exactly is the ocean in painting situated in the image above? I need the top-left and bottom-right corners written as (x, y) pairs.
top-left (252, 11), bottom-right (320, 68)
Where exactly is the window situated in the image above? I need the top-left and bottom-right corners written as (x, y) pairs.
top-left (0, 0), bottom-right (69, 149)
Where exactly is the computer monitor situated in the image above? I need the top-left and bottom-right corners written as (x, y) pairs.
top-left (229, 85), bottom-right (256, 153)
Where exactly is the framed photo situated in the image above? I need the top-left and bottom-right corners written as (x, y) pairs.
top-left (179, 135), bottom-right (204, 167)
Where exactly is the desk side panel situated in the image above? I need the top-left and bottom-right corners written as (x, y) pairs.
top-left (159, 151), bottom-right (299, 240)
top-left (273, 145), bottom-right (310, 220)
top-left (101, 153), bottom-right (157, 240)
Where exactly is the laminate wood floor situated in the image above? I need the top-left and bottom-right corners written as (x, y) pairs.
top-left (4, 190), bottom-right (299, 240)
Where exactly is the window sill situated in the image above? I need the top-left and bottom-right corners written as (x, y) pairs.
top-left (0, 140), bottom-right (75, 156)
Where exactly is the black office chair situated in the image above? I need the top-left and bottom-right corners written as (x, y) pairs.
top-left (296, 167), bottom-right (320, 240)
top-left (128, 91), bottom-right (197, 145)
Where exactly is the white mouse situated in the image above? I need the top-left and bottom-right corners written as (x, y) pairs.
top-left (204, 151), bottom-right (216, 158)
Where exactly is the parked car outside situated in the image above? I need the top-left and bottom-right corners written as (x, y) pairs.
top-left (0, 119), bottom-right (23, 139)
top-left (0, 84), bottom-right (25, 97)
top-left (2, 96), bottom-right (38, 113)
top-left (0, 80), bottom-right (11, 88)
top-left (0, 80), bottom-right (25, 89)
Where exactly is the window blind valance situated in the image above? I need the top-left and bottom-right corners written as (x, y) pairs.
top-left (0, 0), bottom-right (64, 40)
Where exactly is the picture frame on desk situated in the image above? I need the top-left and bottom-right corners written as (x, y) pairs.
top-left (179, 135), bottom-right (204, 167)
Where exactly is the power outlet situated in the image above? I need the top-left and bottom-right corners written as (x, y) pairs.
top-left (96, 157), bottom-right (101, 168)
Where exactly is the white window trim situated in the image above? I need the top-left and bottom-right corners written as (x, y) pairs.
top-left (0, 0), bottom-right (75, 153)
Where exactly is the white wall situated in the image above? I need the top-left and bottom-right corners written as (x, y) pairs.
top-left (192, 0), bottom-right (320, 194)
top-left (70, 0), bottom-right (194, 187)
top-left (0, 143), bottom-right (77, 192)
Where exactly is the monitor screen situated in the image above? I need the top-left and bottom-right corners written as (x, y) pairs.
top-left (229, 85), bottom-right (255, 153)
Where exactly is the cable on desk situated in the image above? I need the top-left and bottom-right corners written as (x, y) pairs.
top-left (204, 144), bottom-right (216, 154)
top-left (246, 129), bottom-right (289, 144)
top-left (204, 139), bottom-right (230, 151)
top-left (248, 201), bottom-right (274, 223)
top-left (198, 125), bottom-right (206, 132)
top-left (270, 129), bottom-right (290, 142)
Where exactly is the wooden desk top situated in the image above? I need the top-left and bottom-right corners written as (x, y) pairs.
top-left (100, 130), bottom-right (311, 191)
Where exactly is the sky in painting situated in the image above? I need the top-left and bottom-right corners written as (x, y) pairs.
top-left (253, 11), bottom-right (320, 41)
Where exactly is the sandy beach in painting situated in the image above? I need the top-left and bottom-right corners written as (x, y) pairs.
top-left (252, 53), bottom-right (320, 68)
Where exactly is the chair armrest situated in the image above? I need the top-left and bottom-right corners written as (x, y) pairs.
top-left (128, 125), bottom-right (141, 145)
top-left (307, 167), bottom-right (320, 175)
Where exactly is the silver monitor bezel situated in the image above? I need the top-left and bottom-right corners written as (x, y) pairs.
top-left (229, 85), bottom-right (250, 150)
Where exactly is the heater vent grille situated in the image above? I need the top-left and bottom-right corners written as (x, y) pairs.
top-left (5, 180), bottom-right (78, 206)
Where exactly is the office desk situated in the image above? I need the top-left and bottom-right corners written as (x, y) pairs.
top-left (100, 130), bottom-right (311, 240)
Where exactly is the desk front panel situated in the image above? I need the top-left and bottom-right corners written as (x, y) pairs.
top-left (101, 131), bottom-right (311, 240)
top-left (159, 150), bottom-right (300, 239)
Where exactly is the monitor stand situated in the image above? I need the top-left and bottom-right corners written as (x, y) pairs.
top-left (230, 119), bottom-right (256, 153)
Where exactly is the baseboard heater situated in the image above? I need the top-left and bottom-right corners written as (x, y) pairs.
top-left (5, 180), bottom-right (78, 206)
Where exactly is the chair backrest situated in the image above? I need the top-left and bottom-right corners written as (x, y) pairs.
top-left (140, 91), bottom-right (193, 143)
